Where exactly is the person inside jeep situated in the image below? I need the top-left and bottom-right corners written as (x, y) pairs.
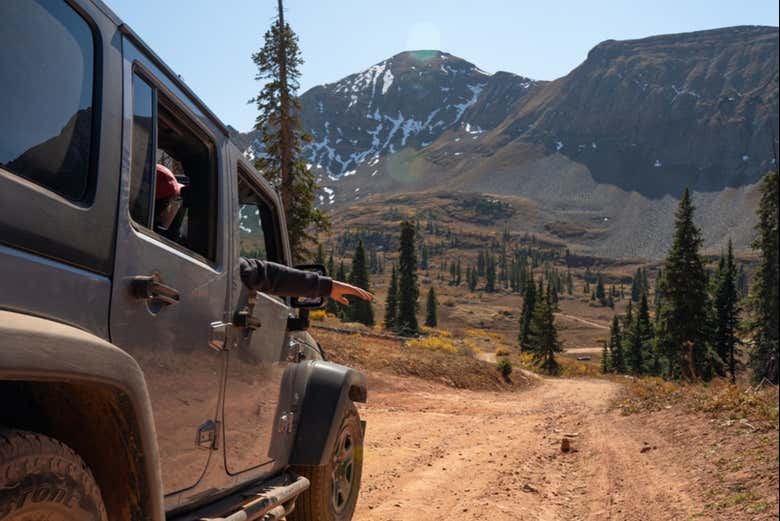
top-left (154, 164), bottom-right (372, 305)
top-left (154, 164), bottom-right (185, 236)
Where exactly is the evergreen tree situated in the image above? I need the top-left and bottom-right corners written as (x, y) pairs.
top-left (637, 293), bottom-right (653, 343)
top-left (627, 316), bottom-right (644, 375)
top-left (518, 271), bottom-right (537, 350)
top-left (468, 266), bottom-right (478, 292)
top-left (347, 240), bottom-right (374, 325)
top-left (655, 188), bottom-right (714, 380)
top-left (609, 315), bottom-right (626, 373)
top-left (325, 251), bottom-right (338, 315)
top-left (748, 171), bottom-right (779, 384)
top-left (624, 300), bottom-right (634, 330)
top-left (335, 261), bottom-right (348, 320)
top-left (384, 264), bottom-right (398, 331)
top-left (425, 287), bottom-right (438, 328)
top-left (485, 255), bottom-right (497, 292)
top-left (600, 340), bottom-right (611, 374)
top-left (396, 221), bottom-right (419, 335)
top-left (712, 239), bottom-right (740, 382)
top-left (314, 243), bottom-right (325, 265)
top-left (250, 2), bottom-right (327, 260)
top-left (595, 274), bottom-right (606, 305)
top-left (527, 287), bottom-right (564, 375)
top-left (456, 258), bottom-right (462, 286)
top-left (421, 243), bottom-right (429, 270)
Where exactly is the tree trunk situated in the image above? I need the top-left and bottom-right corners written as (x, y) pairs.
top-left (277, 0), bottom-right (293, 214)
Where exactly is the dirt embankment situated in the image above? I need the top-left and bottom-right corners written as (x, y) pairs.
top-left (352, 373), bottom-right (778, 521)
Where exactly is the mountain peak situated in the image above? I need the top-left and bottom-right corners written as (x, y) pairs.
top-left (383, 50), bottom-right (489, 76)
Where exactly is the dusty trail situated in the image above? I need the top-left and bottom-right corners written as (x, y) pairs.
top-left (354, 375), bottom-right (702, 521)
top-left (555, 313), bottom-right (610, 330)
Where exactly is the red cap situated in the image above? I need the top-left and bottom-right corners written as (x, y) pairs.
top-left (155, 164), bottom-right (183, 200)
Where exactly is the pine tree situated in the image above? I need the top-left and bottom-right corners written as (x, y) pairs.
top-left (600, 340), bottom-right (611, 374)
top-left (748, 171), bottom-right (779, 384)
top-left (421, 243), bottom-right (429, 270)
top-left (425, 287), bottom-right (438, 328)
top-left (624, 300), bottom-right (634, 330)
top-left (485, 254), bottom-right (497, 292)
top-left (335, 260), bottom-right (348, 320)
top-left (468, 267), bottom-right (479, 291)
top-left (527, 287), bottom-right (563, 375)
top-left (655, 188), bottom-right (715, 380)
top-left (609, 315), bottom-right (626, 373)
top-left (314, 243), bottom-right (325, 265)
top-left (627, 317), bottom-right (644, 375)
top-left (250, 2), bottom-right (327, 260)
top-left (518, 271), bottom-right (537, 350)
top-left (637, 293), bottom-right (653, 344)
top-left (595, 274), bottom-right (606, 305)
top-left (384, 264), bottom-right (398, 331)
top-left (346, 241), bottom-right (374, 326)
top-left (325, 251), bottom-right (339, 315)
top-left (456, 258), bottom-right (462, 286)
top-left (712, 239), bottom-right (741, 382)
top-left (396, 221), bottom-right (419, 336)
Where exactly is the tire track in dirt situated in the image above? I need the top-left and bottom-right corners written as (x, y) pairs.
top-left (355, 375), bottom-right (705, 520)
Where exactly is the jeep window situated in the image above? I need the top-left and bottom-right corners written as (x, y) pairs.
top-left (0, 0), bottom-right (95, 201)
top-left (130, 71), bottom-right (218, 262)
top-left (238, 169), bottom-right (282, 263)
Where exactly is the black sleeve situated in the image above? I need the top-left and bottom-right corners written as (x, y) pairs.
top-left (240, 258), bottom-right (333, 298)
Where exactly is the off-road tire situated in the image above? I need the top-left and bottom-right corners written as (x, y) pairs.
top-left (0, 429), bottom-right (108, 521)
top-left (289, 406), bottom-right (363, 521)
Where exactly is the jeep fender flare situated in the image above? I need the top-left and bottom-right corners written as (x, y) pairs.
top-left (0, 310), bottom-right (164, 521)
top-left (287, 361), bottom-right (367, 466)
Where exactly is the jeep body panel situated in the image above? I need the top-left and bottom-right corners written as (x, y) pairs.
top-left (0, 310), bottom-right (165, 521)
top-left (0, 243), bottom-right (111, 339)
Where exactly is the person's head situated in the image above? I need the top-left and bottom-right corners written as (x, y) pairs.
top-left (154, 164), bottom-right (183, 230)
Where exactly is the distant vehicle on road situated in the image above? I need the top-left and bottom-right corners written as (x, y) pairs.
top-left (577, 355), bottom-right (593, 361)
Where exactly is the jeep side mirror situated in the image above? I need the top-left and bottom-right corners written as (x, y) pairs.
top-left (290, 264), bottom-right (327, 309)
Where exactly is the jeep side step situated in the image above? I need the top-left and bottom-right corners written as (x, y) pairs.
top-left (173, 473), bottom-right (309, 521)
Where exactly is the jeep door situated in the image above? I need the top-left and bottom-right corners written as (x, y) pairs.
top-left (221, 156), bottom-right (292, 481)
top-left (110, 39), bottom-right (229, 504)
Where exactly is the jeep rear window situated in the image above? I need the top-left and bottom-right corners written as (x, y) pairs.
top-left (0, 0), bottom-right (95, 201)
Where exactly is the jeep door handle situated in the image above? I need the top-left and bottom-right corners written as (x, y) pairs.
top-left (131, 273), bottom-right (180, 306)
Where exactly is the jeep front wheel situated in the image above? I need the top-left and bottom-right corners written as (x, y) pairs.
top-left (290, 406), bottom-right (363, 521)
top-left (0, 429), bottom-right (108, 521)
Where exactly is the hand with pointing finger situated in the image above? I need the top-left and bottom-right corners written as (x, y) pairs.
top-left (330, 281), bottom-right (373, 306)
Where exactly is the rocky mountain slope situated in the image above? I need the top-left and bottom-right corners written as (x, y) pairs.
top-left (234, 26), bottom-right (779, 259)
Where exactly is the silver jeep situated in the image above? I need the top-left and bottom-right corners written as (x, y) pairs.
top-left (0, 1), bottom-right (365, 520)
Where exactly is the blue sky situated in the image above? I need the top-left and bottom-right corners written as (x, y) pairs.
top-left (108, 0), bottom-right (779, 132)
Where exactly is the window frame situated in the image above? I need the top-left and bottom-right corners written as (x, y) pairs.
top-left (128, 62), bottom-right (221, 267)
top-left (237, 164), bottom-right (284, 265)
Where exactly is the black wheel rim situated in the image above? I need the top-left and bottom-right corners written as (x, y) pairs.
top-left (330, 428), bottom-right (355, 513)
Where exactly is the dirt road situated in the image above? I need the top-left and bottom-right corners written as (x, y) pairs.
top-left (355, 374), bottom-right (703, 521)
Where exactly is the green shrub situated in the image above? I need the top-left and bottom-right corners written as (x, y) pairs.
top-left (496, 358), bottom-right (513, 379)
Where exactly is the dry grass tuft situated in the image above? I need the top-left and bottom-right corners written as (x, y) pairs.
top-left (616, 377), bottom-right (780, 428)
